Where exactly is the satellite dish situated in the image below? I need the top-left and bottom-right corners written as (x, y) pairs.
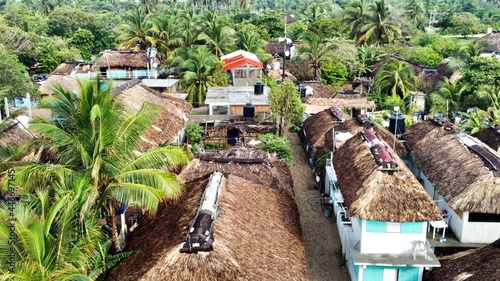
top-left (152, 63), bottom-right (158, 68)
top-left (266, 64), bottom-right (272, 70)
top-left (285, 51), bottom-right (290, 56)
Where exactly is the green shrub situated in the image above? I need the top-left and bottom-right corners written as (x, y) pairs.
top-left (185, 124), bottom-right (204, 144)
top-left (205, 142), bottom-right (218, 151)
top-left (258, 133), bottom-right (293, 165)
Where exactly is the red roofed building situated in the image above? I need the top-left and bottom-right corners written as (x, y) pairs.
top-left (221, 50), bottom-right (263, 87)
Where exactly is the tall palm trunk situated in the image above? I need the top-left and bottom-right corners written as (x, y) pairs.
top-left (106, 209), bottom-right (122, 252)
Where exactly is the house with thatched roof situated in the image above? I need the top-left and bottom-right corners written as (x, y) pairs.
top-left (38, 75), bottom-right (81, 97)
top-left (324, 119), bottom-right (441, 281)
top-left (475, 31), bottom-right (500, 54)
top-left (112, 79), bottom-right (192, 152)
top-left (369, 54), bottom-right (445, 93)
top-left (404, 117), bottom-right (500, 244)
top-left (50, 61), bottom-right (97, 78)
top-left (221, 50), bottom-right (263, 87)
top-left (472, 125), bottom-right (500, 153)
top-left (424, 238), bottom-right (500, 281)
top-left (94, 50), bottom-right (159, 79)
top-left (300, 82), bottom-right (376, 116)
top-left (105, 146), bottom-right (306, 281)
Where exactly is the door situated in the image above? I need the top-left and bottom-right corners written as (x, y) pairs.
top-left (383, 268), bottom-right (399, 281)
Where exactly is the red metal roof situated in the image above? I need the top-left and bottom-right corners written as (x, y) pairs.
top-left (222, 55), bottom-right (264, 71)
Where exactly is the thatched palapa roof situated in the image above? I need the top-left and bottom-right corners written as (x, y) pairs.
top-left (106, 148), bottom-right (305, 281)
top-left (300, 82), bottom-right (376, 110)
top-left (369, 54), bottom-right (445, 92)
top-left (332, 132), bottom-right (441, 222)
top-left (265, 42), bottom-right (293, 56)
top-left (0, 120), bottom-right (35, 147)
top-left (182, 147), bottom-right (294, 197)
top-left (425, 238), bottom-right (500, 281)
top-left (476, 32), bottom-right (500, 53)
top-left (94, 50), bottom-right (159, 69)
top-left (113, 79), bottom-right (192, 152)
top-left (214, 120), bottom-right (277, 134)
top-left (407, 118), bottom-right (500, 213)
top-left (303, 107), bottom-right (350, 149)
top-left (50, 61), bottom-right (96, 76)
top-left (472, 125), bottom-right (500, 153)
top-left (38, 75), bottom-right (81, 96)
top-left (404, 118), bottom-right (459, 150)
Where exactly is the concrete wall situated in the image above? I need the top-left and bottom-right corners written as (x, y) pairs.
top-left (360, 220), bottom-right (427, 254)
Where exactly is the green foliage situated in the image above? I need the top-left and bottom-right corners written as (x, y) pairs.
top-left (287, 20), bottom-right (308, 40)
top-left (268, 80), bottom-right (304, 136)
top-left (450, 13), bottom-right (482, 37)
top-left (0, 49), bottom-right (37, 100)
top-left (68, 28), bottom-right (94, 61)
top-left (185, 123), bottom-right (204, 144)
top-left (256, 10), bottom-right (284, 40)
top-left (321, 62), bottom-right (348, 85)
top-left (382, 45), bottom-right (443, 67)
top-left (374, 58), bottom-right (420, 98)
top-left (410, 34), bottom-right (457, 58)
top-left (258, 133), bottom-right (293, 165)
top-left (307, 18), bottom-right (341, 39)
top-left (459, 55), bottom-right (500, 98)
top-left (35, 40), bottom-right (62, 74)
top-left (204, 142), bottom-right (218, 151)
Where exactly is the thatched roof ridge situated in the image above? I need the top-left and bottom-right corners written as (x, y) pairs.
top-left (425, 238), bottom-right (500, 281)
top-left (302, 97), bottom-right (376, 109)
top-left (332, 132), bottom-right (441, 222)
top-left (404, 118), bottom-right (459, 150)
top-left (411, 133), bottom-right (500, 214)
top-left (214, 120), bottom-right (277, 134)
top-left (106, 174), bottom-right (305, 280)
top-left (180, 147), bottom-right (294, 197)
top-left (303, 108), bottom-right (350, 149)
top-left (476, 32), bottom-right (500, 53)
top-left (472, 125), bottom-right (500, 152)
top-left (265, 42), bottom-right (293, 55)
top-left (0, 120), bottom-right (35, 147)
top-left (299, 81), bottom-right (335, 98)
top-left (38, 75), bottom-right (81, 96)
top-left (50, 62), bottom-right (96, 76)
top-left (114, 80), bottom-right (189, 151)
top-left (94, 50), bottom-right (159, 68)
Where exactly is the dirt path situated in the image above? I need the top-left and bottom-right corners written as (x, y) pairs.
top-left (286, 131), bottom-right (350, 281)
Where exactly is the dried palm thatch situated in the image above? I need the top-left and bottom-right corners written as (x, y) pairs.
top-left (303, 108), bottom-right (351, 149)
top-left (472, 125), bottom-right (500, 152)
top-left (114, 79), bottom-right (190, 151)
top-left (404, 119), bottom-right (459, 150)
top-left (50, 62), bottom-right (96, 76)
top-left (105, 174), bottom-right (305, 281)
top-left (38, 75), bottom-right (80, 96)
top-left (300, 81), bottom-right (335, 98)
top-left (94, 50), bottom-right (159, 68)
top-left (425, 238), bottom-right (500, 281)
top-left (476, 32), bottom-right (500, 53)
top-left (0, 121), bottom-right (34, 147)
top-left (180, 147), bottom-right (293, 197)
top-left (215, 121), bottom-right (277, 134)
top-left (411, 133), bottom-right (500, 214)
top-left (264, 42), bottom-right (293, 55)
top-left (332, 133), bottom-right (441, 222)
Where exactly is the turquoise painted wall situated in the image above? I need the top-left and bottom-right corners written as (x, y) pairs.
top-left (362, 266), bottom-right (419, 281)
top-left (401, 222), bottom-right (423, 233)
top-left (365, 221), bottom-right (422, 233)
top-left (363, 266), bottom-right (384, 281)
top-left (366, 220), bottom-right (386, 232)
top-left (106, 70), bottom-right (127, 78)
top-left (351, 258), bottom-right (359, 280)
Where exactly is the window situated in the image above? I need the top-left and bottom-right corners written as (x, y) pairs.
top-left (386, 222), bottom-right (401, 233)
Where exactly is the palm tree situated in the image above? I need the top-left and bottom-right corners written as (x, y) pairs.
top-left (459, 108), bottom-right (490, 134)
top-left (236, 27), bottom-right (270, 62)
top-left (198, 15), bottom-right (236, 57)
top-left (154, 14), bottom-right (182, 63)
top-left (180, 9), bottom-right (201, 48)
top-left (19, 79), bottom-right (189, 252)
top-left (0, 176), bottom-right (104, 280)
top-left (477, 85), bottom-right (500, 113)
top-left (429, 77), bottom-right (467, 117)
top-left (239, 0), bottom-right (249, 10)
top-left (117, 9), bottom-right (156, 50)
top-left (298, 31), bottom-right (332, 81)
top-left (358, 0), bottom-right (401, 45)
top-left (375, 58), bottom-right (420, 98)
top-left (178, 46), bottom-right (219, 106)
top-left (342, 0), bottom-right (367, 41)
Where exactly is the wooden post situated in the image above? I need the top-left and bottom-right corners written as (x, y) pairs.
top-left (26, 92), bottom-right (32, 119)
top-left (4, 97), bottom-right (9, 117)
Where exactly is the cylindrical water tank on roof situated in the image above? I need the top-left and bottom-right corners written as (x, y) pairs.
top-left (389, 113), bottom-right (405, 135)
top-left (243, 103), bottom-right (255, 118)
top-left (254, 82), bottom-right (264, 95)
